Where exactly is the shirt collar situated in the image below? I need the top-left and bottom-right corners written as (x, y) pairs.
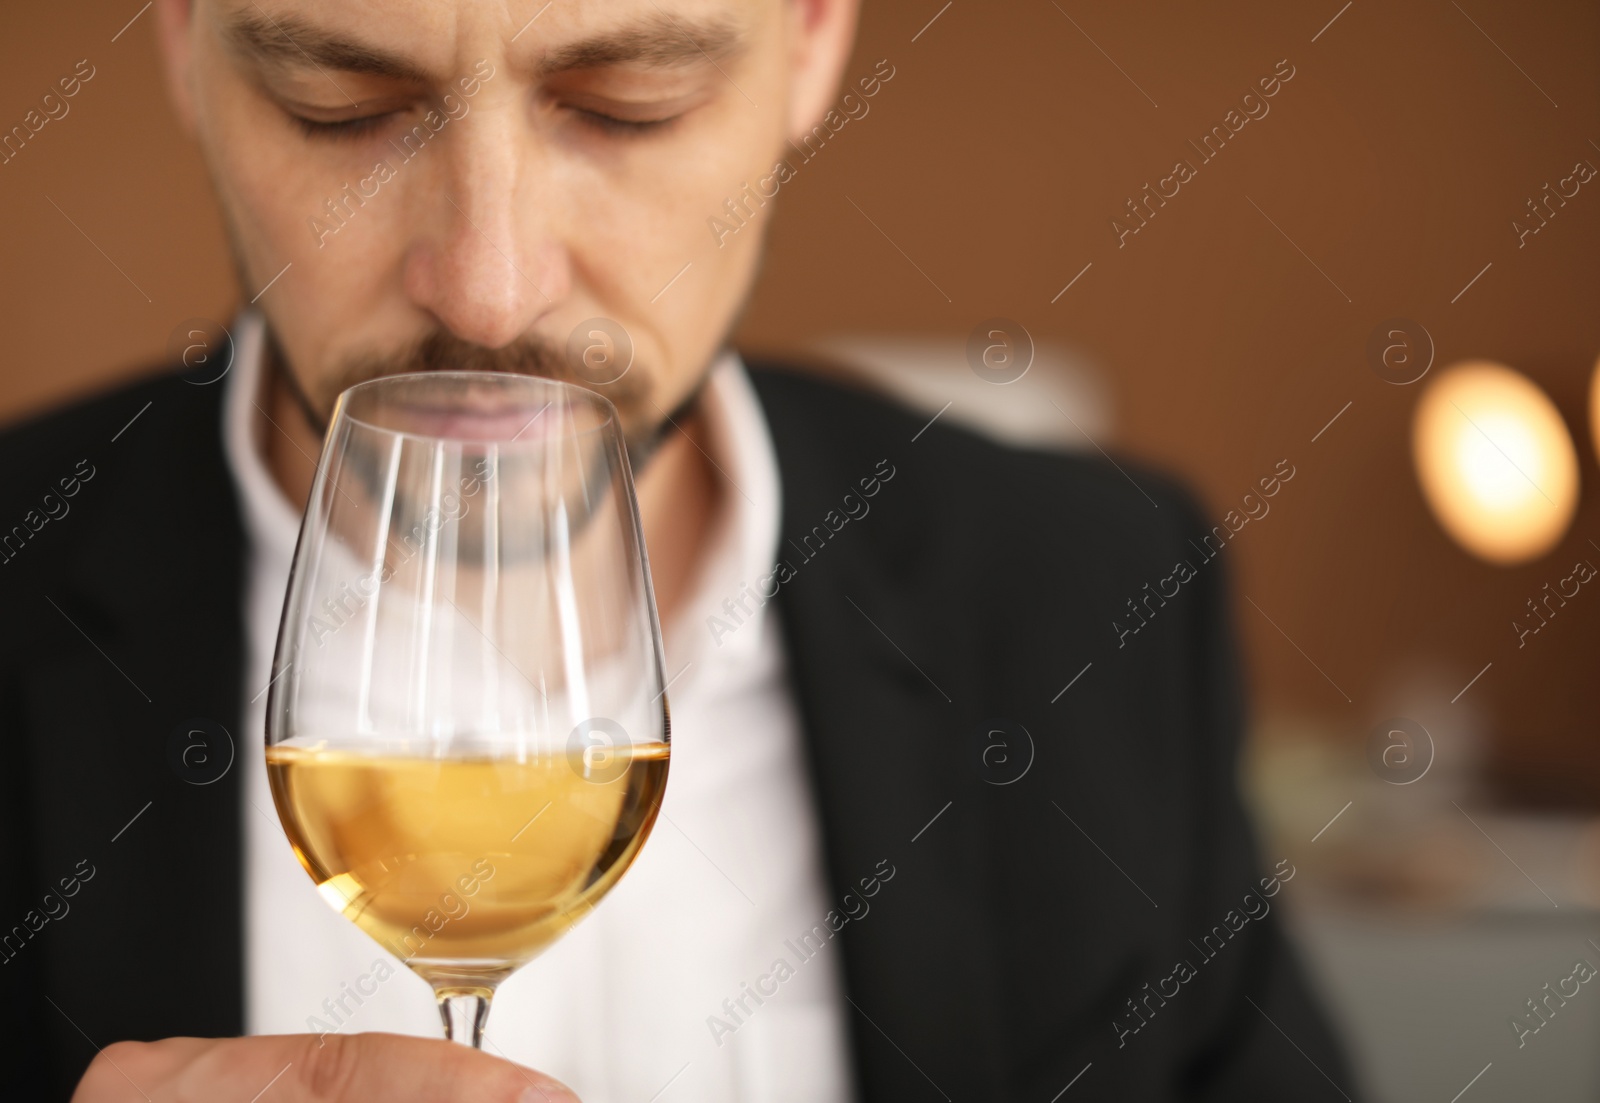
top-left (661, 346), bottom-right (786, 675)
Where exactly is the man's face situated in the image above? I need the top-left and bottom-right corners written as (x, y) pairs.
top-left (160, 0), bottom-right (853, 445)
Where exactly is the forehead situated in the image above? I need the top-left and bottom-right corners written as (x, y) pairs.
top-left (213, 0), bottom-right (764, 82)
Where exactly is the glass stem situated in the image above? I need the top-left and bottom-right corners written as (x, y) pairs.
top-left (437, 992), bottom-right (490, 1048)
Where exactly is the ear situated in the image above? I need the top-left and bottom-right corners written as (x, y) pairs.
top-left (783, 0), bottom-right (862, 141)
top-left (153, 0), bottom-right (199, 135)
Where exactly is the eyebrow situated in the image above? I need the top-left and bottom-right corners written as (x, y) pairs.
top-left (224, 9), bottom-right (747, 85)
top-left (226, 11), bottom-right (432, 82)
top-left (537, 13), bottom-right (746, 74)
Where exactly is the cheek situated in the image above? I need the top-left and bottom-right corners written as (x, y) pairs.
top-left (193, 50), bottom-right (312, 266)
top-left (569, 94), bottom-right (786, 410)
top-left (190, 42), bottom-right (400, 371)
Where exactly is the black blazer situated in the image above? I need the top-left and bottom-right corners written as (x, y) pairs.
top-left (0, 360), bottom-right (1355, 1101)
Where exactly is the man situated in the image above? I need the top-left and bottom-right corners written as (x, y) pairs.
top-left (0, 0), bottom-right (1355, 1100)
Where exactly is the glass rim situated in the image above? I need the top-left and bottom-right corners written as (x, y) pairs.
top-left (334, 369), bottom-right (622, 445)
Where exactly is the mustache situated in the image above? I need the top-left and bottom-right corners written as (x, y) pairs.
top-left (295, 325), bottom-right (670, 467)
top-left (327, 328), bottom-right (647, 410)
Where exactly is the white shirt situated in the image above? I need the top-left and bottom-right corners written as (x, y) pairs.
top-left (224, 309), bottom-right (854, 1103)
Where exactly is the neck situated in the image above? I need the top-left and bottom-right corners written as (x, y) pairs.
top-left (256, 351), bottom-right (721, 632)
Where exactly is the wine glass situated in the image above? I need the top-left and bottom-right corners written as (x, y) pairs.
top-left (264, 370), bottom-right (670, 1048)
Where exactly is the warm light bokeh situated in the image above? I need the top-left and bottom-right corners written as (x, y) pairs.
top-left (1412, 361), bottom-right (1579, 565)
top-left (1589, 353), bottom-right (1600, 472)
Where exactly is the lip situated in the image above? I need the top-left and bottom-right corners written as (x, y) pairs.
top-left (381, 399), bottom-right (578, 443)
top-left (339, 370), bottom-right (618, 444)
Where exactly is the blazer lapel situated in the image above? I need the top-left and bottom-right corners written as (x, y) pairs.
top-left (20, 381), bottom-right (247, 1076)
top-left (759, 372), bottom-right (1010, 1100)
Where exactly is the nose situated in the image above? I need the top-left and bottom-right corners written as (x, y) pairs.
top-left (401, 102), bottom-right (569, 348)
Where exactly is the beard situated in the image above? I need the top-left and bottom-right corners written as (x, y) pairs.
top-left (261, 321), bottom-right (703, 473)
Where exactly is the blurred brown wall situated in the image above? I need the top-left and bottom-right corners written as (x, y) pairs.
top-left (4, 1), bottom-right (1599, 803)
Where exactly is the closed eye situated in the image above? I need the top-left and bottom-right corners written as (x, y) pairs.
top-left (291, 112), bottom-right (397, 140)
top-left (569, 107), bottom-right (678, 136)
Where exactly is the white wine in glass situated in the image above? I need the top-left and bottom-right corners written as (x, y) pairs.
top-left (265, 370), bottom-right (670, 1048)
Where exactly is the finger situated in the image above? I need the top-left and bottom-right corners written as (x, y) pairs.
top-left (71, 1037), bottom-right (216, 1103)
top-left (328, 1033), bottom-right (580, 1102)
top-left (179, 1033), bottom-right (579, 1103)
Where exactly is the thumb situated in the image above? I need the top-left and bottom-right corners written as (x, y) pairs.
top-left (189, 1033), bottom-right (579, 1103)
